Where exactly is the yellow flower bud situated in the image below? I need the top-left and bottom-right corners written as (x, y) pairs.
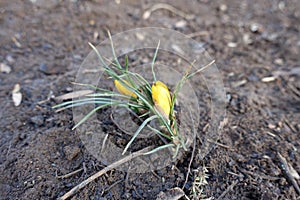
top-left (114, 80), bottom-right (137, 98)
top-left (152, 81), bottom-right (171, 119)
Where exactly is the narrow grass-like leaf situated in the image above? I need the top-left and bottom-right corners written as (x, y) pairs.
top-left (122, 115), bottom-right (158, 155)
top-left (151, 40), bottom-right (160, 82)
top-left (107, 30), bottom-right (122, 70)
top-left (147, 125), bottom-right (172, 140)
top-left (88, 42), bottom-right (109, 69)
top-left (143, 143), bottom-right (175, 155)
top-left (72, 104), bottom-right (109, 130)
top-left (186, 60), bottom-right (215, 79)
top-left (172, 144), bottom-right (180, 159)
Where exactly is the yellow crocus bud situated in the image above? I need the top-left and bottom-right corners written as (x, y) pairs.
top-left (152, 81), bottom-right (171, 119)
top-left (114, 80), bottom-right (137, 98)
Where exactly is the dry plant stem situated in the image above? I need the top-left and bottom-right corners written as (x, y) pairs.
top-left (283, 117), bottom-right (298, 133)
top-left (182, 107), bottom-right (197, 189)
top-left (56, 168), bottom-right (83, 179)
top-left (216, 179), bottom-right (239, 200)
top-left (239, 168), bottom-right (279, 181)
top-left (103, 179), bottom-right (123, 194)
top-left (143, 3), bottom-right (194, 20)
top-left (182, 137), bottom-right (195, 190)
top-left (206, 139), bottom-right (232, 150)
top-left (58, 147), bottom-right (152, 200)
top-left (277, 152), bottom-right (300, 195)
top-left (287, 82), bottom-right (300, 98)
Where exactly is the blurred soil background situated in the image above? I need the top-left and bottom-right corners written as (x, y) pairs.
top-left (0, 0), bottom-right (299, 199)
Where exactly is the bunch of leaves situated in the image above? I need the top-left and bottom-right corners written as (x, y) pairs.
top-left (190, 165), bottom-right (210, 199)
top-left (54, 31), bottom-right (214, 158)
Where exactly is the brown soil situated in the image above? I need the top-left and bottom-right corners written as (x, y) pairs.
top-left (0, 0), bottom-right (299, 199)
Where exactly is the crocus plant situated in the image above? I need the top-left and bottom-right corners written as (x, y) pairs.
top-left (54, 32), bottom-right (214, 158)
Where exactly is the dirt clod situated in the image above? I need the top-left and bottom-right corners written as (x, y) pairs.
top-left (63, 145), bottom-right (81, 161)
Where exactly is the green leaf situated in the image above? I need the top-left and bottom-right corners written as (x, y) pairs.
top-left (143, 143), bottom-right (175, 155)
top-left (122, 115), bottom-right (158, 155)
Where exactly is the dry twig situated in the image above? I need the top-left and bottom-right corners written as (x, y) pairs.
top-left (56, 168), bottom-right (83, 179)
top-left (58, 146), bottom-right (152, 200)
top-left (216, 179), bottom-right (239, 200)
top-left (277, 152), bottom-right (300, 195)
top-left (143, 3), bottom-right (194, 20)
top-left (182, 107), bottom-right (197, 189)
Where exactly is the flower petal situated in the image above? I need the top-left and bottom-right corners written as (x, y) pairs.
top-left (114, 80), bottom-right (137, 98)
top-left (152, 81), bottom-right (171, 118)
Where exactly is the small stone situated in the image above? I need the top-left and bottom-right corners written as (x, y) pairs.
top-left (6, 55), bottom-right (15, 63)
top-left (12, 84), bottom-right (22, 106)
top-left (89, 19), bottom-right (95, 26)
top-left (227, 42), bottom-right (238, 48)
top-left (250, 23), bottom-right (263, 33)
top-left (42, 43), bottom-right (52, 50)
top-left (243, 34), bottom-right (253, 44)
top-left (261, 32), bottom-right (278, 42)
top-left (268, 124), bottom-right (276, 129)
top-left (174, 20), bottom-right (187, 29)
top-left (64, 145), bottom-right (81, 161)
top-left (65, 87), bottom-right (73, 92)
top-left (30, 115), bottom-right (44, 126)
top-left (274, 58), bottom-right (283, 65)
top-left (219, 4), bottom-right (227, 12)
top-left (278, 1), bottom-right (285, 10)
top-left (261, 76), bottom-right (276, 82)
top-left (0, 63), bottom-right (12, 73)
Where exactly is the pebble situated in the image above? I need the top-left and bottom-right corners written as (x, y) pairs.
top-left (30, 115), bottom-right (44, 126)
top-left (227, 42), bottom-right (238, 48)
top-left (243, 34), bottom-right (253, 45)
top-left (0, 63), bottom-right (12, 73)
top-left (261, 32), bottom-right (278, 42)
top-left (65, 87), bottom-right (73, 92)
top-left (278, 1), bottom-right (285, 10)
top-left (250, 23), bottom-right (263, 33)
top-left (219, 4), bottom-right (228, 12)
top-left (261, 76), bottom-right (276, 82)
top-left (63, 145), bottom-right (81, 161)
top-left (274, 58), bottom-right (283, 65)
top-left (12, 84), bottom-right (22, 106)
top-left (6, 55), bottom-right (15, 63)
top-left (42, 43), bottom-right (52, 50)
top-left (174, 20), bottom-right (187, 29)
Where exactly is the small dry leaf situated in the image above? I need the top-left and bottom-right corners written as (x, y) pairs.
top-left (262, 76), bottom-right (276, 82)
top-left (288, 163), bottom-right (300, 179)
top-left (12, 84), bottom-right (22, 106)
top-left (233, 79), bottom-right (247, 87)
top-left (142, 10), bottom-right (151, 19)
top-left (0, 63), bottom-right (12, 73)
